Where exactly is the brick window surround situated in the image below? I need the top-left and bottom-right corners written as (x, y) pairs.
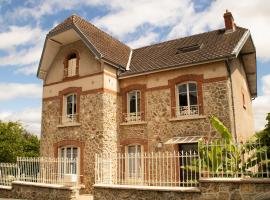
top-left (121, 84), bottom-right (146, 121)
top-left (168, 74), bottom-right (204, 116)
top-left (59, 87), bottom-right (82, 122)
top-left (63, 49), bottom-right (80, 80)
top-left (120, 138), bottom-right (148, 153)
top-left (53, 140), bottom-right (85, 183)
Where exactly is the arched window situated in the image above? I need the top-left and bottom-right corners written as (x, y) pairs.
top-left (176, 82), bottom-right (198, 116)
top-left (67, 53), bottom-right (77, 77)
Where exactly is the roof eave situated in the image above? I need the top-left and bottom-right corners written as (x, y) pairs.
top-left (118, 56), bottom-right (233, 79)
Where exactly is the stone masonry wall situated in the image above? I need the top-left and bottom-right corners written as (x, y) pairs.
top-left (119, 80), bottom-right (233, 152)
top-left (40, 92), bottom-right (118, 193)
top-left (0, 181), bottom-right (78, 200)
top-left (94, 179), bottom-right (270, 200)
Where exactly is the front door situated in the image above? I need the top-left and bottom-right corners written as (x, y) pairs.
top-left (179, 143), bottom-right (199, 186)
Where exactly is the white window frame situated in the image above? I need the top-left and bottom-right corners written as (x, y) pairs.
top-left (176, 81), bottom-right (199, 116)
top-left (125, 144), bottom-right (144, 181)
top-left (58, 146), bottom-right (80, 175)
top-left (126, 90), bottom-right (141, 121)
top-left (63, 93), bottom-right (77, 123)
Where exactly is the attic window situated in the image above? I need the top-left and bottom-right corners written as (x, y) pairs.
top-left (176, 44), bottom-right (202, 54)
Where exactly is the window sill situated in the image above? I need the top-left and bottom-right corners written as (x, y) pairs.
top-left (169, 115), bottom-right (206, 121)
top-left (120, 121), bottom-right (147, 126)
top-left (57, 123), bottom-right (81, 128)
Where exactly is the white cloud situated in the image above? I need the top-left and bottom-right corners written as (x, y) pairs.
top-left (128, 32), bottom-right (159, 48)
top-left (0, 107), bottom-right (41, 136)
top-left (15, 64), bottom-right (38, 75)
top-left (0, 83), bottom-right (42, 101)
top-left (167, 0), bottom-right (270, 61)
top-left (253, 74), bottom-right (270, 131)
top-left (0, 26), bottom-right (42, 50)
top-left (93, 0), bottom-right (193, 38)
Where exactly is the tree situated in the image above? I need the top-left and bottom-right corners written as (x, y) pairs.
top-left (244, 113), bottom-right (270, 177)
top-left (0, 121), bottom-right (39, 163)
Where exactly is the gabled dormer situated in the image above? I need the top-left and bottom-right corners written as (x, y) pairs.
top-left (37, 14), bottom-right (131, 83)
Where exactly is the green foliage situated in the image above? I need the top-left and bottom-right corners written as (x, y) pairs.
top-left (0, 121), bottom-right (40, 163)
top-left (210, 116), bottom-right (232, 142)
top-left (243, 113), bottom-right (270, 176)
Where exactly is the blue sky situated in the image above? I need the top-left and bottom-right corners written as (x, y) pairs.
top-left (0, 0), bottom-right (269, 135)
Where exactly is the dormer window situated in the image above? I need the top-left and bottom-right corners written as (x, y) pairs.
top-left (67, 53), bottom-right (77, 77)
top-left (176, 44), bottom-right (202, 54)
top-left (64, 51), bottom-right (79, 78)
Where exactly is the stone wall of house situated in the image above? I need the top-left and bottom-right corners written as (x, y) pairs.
top-left (0, 181), bottom-right (78, 200)
top-left (40, 91), bottom-right (118, 193)
top-left (94, 179), bottom-right (270, 200)
top-left (119, 79), bottom-right (233, 151)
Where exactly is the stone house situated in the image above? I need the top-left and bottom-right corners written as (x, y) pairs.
top-left (37, 10), bottom-right (257, 193)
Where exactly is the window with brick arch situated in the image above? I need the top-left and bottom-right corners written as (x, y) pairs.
top-left (67, 53), bottom-right (77, 77)
top-left (176, 82), bottom-right (199, 116)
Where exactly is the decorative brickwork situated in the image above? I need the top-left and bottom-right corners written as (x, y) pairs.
top-left (168, 74), bottom-right (204, 115)
top-left (120, 84), bottom-right (147, 121)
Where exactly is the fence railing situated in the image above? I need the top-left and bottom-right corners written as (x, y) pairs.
top-left (122, 112), bottom-right (145, 123)
top-left (0, 163), bottom-right (18, 186)
top-left (95, 151), bottom-right (199, 187)
top-left (200, 140), bottom-right (270, 178)
top-left (0, 157), bottom-right (79, 187)
top-left (59, 114), bottom-right (79, 125)
top-left (171, 105), bottom-right (199, 118)
top-left (95, 141), bottom-right (270, 188)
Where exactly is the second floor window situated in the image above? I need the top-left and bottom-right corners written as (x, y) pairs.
top-left (126, 90), bottom-right (141, 121)
top-left (177, 82), bottom-right (198, 116)
top-left (62, 94), bottom-right (77, 123)
top-left (67, 53), bottom-right (77, 77)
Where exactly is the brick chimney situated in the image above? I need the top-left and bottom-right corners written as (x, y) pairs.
top-left (223, 10), bottom-right (235, 32)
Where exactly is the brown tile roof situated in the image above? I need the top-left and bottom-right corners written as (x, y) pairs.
top-left (48, 15), bottom-right (248, 76)
top-left (121, 27), bottom-right (248, 76)
top-left (48, 15), bottom-right (131, 68)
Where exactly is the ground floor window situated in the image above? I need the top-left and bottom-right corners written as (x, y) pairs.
top-left (126, 145), bottom-right (143, 179)
top-left (59, 146), bottom-right (79, 174)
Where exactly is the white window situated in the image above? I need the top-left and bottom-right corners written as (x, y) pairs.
top-left (126, 145), bottom-right (143, 179)
top-left (176, 82), bottom-right (198, 116)
top-left (67, 53), bottom-right (77, 77)
top-left (63, 94), bottom-right (77, 123)
top-left (59, 146), bottom-right (79, 175)
top-left (126, 91), bottom-right (141, 121)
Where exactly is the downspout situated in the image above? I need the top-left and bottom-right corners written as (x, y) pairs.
top-left (225, 59), bottom-right (238, 142)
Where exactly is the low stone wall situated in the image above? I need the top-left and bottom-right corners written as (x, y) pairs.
top-left (0, 181), bottom-right (78, 200)
top-left (94, 179), bottom-right (270, 200)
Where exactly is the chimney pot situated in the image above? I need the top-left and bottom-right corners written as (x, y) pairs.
top-left (223, 10), bottom-right (235, 32)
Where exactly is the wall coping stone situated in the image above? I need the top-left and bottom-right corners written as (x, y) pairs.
top-left (0, 185), bottom-right (12, 190)
top-left (12, 181), bottom-right (77, 190)
top-left (94, 184), bottom-right (201, 192)
top-left (200, 178), bottom-right (270, 184)
top-left (169, 115), bottom-right (206, 122)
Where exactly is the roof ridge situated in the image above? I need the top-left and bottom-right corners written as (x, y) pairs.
top-left (73, 15), bottom-right (131, 51)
